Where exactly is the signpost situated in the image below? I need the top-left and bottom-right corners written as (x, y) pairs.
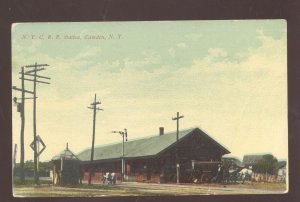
top-left (30, 135), bottom-right (46, 172)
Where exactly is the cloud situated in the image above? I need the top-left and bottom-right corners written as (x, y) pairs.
top-left (76, 46), bottom-right (102, 59)
top-left (184, 33), bottom-right (203, 41)
top-left (176, 42), bottom-right (187, 49)
top-left (168, 42), bottom-right (188, 57)
top-left (187, 29), bottom-right (286, 81)
top-left (141, 50), bottom-right (161, 64)
top-left (208, 48), bottom-right (227, 58)
top-left (123, 50), bottom-right (161, 70)
top-left (168, 48), bottom-right (175, 57)
top-left (245, 29), bottom-right (287, 75)
top-left (12, 38), bottom-right (42, 54)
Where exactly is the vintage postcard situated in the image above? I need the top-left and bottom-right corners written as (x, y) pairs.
top-left (12, 20), bottom-right (287, 197)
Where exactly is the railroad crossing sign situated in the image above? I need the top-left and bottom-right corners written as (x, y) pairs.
top-left (30, 135), bottom-right (46, 156)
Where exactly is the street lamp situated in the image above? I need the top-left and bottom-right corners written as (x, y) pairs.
top-left (112, 129), bottom-right (128, 181)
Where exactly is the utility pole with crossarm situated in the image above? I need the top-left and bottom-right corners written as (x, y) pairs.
top-left (87, 94), bottom-right (103, 185)
top-left (23, 63), bottom-right (51, 184)
top-left (12, 66), bottom-right (36, 183)
top-left (172, 112), bottom-right (184, 184)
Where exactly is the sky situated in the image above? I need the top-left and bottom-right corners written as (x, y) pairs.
top-left (11, 20), bottom-right (287, 162)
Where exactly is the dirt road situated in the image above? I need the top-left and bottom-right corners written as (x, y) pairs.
top-left (13, 182), bottom-right (287, 197)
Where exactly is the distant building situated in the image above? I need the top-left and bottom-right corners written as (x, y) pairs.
top-left (277, 161), bottom-right (287, 175)
top-left (76, 127), bottom-right (230, 183)
top-left (276, 160), bottom-right (287, 182)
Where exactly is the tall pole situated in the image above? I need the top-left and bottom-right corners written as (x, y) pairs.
top-left (33, 62), bottom-right (38, 184)
top-left (13, 144), bottom-right (17, 169)
top-left (12, 66), bottom-right (35, 183)
top-left (172, 112), bottom-right (184, 184)
top-left (91, 94), bottom-right (97, 162)
top-left (87, 94), bottom-right (103, 185)
top-left (122, 131), bottom-right (124, 180)
top-left (176, 112), bottom-right (179, 141)
top-left (20, 67), bottom-right (25, 182)
top-left (112, 129), bottom-right (127, 181)
top-left (89, 94), bottom-right (97, 185)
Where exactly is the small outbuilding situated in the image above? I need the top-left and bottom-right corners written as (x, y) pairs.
top-left (52, 143), bottom-right (81, 185)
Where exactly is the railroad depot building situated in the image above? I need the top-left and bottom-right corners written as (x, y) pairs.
top-left (76, 127), bottom-right (230, 183)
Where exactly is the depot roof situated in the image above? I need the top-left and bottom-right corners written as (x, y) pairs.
top-left (77, 127), bottom-right (230, 162)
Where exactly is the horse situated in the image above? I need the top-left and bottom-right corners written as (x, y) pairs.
top-left (239, 167), bottom-right (253, 183)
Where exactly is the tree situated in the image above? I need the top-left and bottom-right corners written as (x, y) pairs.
top-left (16, 160), bottom-right (53, 173)
top-left (255, 154), bottom-right (278, 175)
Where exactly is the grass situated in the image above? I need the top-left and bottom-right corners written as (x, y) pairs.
top-left (13, 184), bottom-right (172, 197)
top-left (244, 182), bottom-right (287, 191)
top-left (13, 178), bottom-right (52, 186)
top-left (63, 184), bottom-right (123, 190)
top-left (203, 181), bottom-right (287, 192)
top-left (14, 180), bottom-right (124, 191)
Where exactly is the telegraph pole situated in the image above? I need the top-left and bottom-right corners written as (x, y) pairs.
top-left (13, 144), bottom-right (17, 170)
top-left (12, 66), bottom-right (35, 183)
top-left (172, 112), bottom-right (184, 184)
top-left (87, 94), bottom-right (103, 185)
top-left (24, 63), bottom-right (50, 184)
top-left (112, 129), bottom-right (128, 181)
top-left (20, 67), bottom-right (25, 181)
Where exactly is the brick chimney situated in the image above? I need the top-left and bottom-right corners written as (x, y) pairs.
top-left (159, 127), bottom-right (164, 136)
